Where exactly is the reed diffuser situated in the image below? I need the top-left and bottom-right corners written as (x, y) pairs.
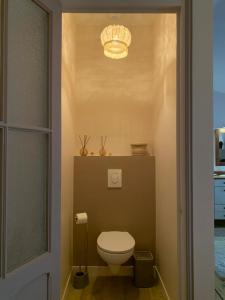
top-left (79, 135), bottom-right (90, 156)
top-left (99, 136), bottom-right (107, 156)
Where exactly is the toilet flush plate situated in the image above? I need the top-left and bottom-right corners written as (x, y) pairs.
top-left (108, 169), bottom-right (122, 188)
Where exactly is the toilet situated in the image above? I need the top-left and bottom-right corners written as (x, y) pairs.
top-left (97, 231), bottom-right (135, 274)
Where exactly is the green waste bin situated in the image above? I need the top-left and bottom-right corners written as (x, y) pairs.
top-left (133, 251), bottom-right (155, 288)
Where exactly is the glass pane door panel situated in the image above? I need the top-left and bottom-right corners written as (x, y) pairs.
top-left (6, 129), bottom-right (48, 273)
top-left (7, 0), bottom-right (49, 127)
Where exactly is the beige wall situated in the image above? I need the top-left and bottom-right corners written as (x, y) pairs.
top-left (71, 14), bottom-right (167, 156)
top-left (73, 156), bottom-right (155, 266)
top-left (61, 15), bottom-right (77, 297)
top-left (152, 15), bottom-right (178, 300)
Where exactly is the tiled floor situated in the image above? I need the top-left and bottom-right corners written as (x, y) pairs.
top-left (66, 276), bottom-right (167, 300)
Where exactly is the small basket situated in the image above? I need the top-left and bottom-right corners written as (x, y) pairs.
top-left (131, 144), bottom-right (148, 156)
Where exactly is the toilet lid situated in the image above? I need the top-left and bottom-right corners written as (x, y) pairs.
top-left (97, 231), bottom-right (135, 254)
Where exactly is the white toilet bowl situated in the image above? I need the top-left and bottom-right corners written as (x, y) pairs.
top-left (97, 231), bottom-right (135, 274)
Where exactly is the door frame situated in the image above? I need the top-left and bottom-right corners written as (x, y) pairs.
top-left (60, 1), bottom-right (215, 300)
top-left (192, 1), bottom-right (214, 300)
top-left (60, 1), bottom-right (192, 300)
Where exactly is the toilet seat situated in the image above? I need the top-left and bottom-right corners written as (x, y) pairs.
top-left (97, 231), bottom-right (135, 254)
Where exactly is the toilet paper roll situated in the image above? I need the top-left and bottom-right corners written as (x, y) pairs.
top-left (75, 212), bottom-right (88, 224)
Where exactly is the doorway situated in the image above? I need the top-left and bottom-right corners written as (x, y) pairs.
top-left (61, 12), bottom-right (180, 300)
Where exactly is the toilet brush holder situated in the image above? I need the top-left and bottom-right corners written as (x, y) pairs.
top-left (73, 270), bottom-right (89, 289)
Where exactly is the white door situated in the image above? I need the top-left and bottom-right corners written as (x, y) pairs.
top-left (0, 0), bottom-right (61, 299)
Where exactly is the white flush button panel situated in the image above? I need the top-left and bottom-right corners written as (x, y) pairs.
top-left (108, 169), bottom-right (122, 188)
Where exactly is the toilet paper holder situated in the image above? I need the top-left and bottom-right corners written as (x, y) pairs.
top-left (74, 212), bottom-right (89, 289)
top-left (75, 212), bottom-right (88, 224)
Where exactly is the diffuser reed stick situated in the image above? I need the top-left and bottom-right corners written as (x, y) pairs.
top-left (79, 135), bottom-right (90, 156)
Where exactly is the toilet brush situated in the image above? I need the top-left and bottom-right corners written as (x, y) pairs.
top-left (73, 213), bottom-right (89, 289)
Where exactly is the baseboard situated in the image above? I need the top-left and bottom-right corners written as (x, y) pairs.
top-left (154, 266), bottom-right (171, 300)
top-left (61, 269), bottom-right (73, 300)
top-left (73, 265), bottom-right (133, 277)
